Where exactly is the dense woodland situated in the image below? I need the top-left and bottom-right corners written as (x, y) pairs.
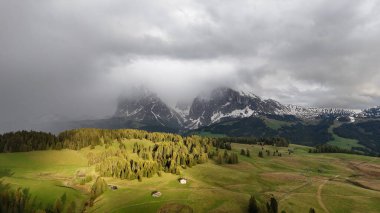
top-left (0, 131), bottom-right (58, 153)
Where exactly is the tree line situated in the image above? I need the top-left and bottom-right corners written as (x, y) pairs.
top-left (0, 131), bottom-right (58, 153)
top-left (0, 129), bottom-right (187, 153)
top-left (0, 129), bottom-right (288, 153)
top-left (309, 144), bottom-right (361, 155)
top-left (213, 137), bottom-right (289, 147)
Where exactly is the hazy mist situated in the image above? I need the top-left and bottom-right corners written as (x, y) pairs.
top-left (1, 0), bottom-right (380, 132)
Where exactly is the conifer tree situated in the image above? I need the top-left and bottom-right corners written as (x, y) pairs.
top-left (241, 149), bottom-right (246, 155)
top-left (248, 195), bottom-right (259, 213)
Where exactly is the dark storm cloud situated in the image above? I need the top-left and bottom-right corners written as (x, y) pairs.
top-left (1, 0), bottom-right (380, 132)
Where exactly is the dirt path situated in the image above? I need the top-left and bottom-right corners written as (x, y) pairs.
top-left (279, 180), bottom-right (312, 201)
top-left (317, 179), bottom-right (329, 213)
top-left (317, 175), bottom-right (339, 213)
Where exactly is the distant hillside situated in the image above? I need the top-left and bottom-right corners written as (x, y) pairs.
top-left (334, 120), bottom-right (380, 155)
top-left (188, 116), bottom-right (334, 147)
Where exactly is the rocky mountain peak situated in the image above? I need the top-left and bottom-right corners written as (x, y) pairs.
top-left (186, 87), bottom-right (285, 129)
top-left (66, 86), bottom-right (376, 133)
top-left (114, 87), bottom-right (184, 128)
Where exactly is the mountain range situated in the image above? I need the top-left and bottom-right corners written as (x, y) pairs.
top-left (109, 87), bottom-right (376, 131)
top-left (48, 87), bottom-right (380, 155)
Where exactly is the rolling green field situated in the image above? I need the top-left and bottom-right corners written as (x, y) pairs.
top-left (1, 140), bottom-right (380, 213)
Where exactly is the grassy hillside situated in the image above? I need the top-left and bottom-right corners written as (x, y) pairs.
top-left (1, 138), bottom-right (380, 212)
top-left (334, 119), bottom-right (380, 155)
top-left (327, 121), bottom-right (364, 151)
top-left (0, 150), bottom-right (89, 211)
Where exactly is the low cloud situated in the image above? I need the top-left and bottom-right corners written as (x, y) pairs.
top-left (1, 0), bottom-right (379, 131)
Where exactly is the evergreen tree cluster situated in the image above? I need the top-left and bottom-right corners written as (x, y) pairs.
top-left (215, 149), bottom-right (239, 164)
top-left (240, 149), bottom-right (250, 157)
top-left (87, 135), bottom-right (214, 180)
top-left (88, 177), bottom-right (108, 207)
top-left (212, 140), bottom-right (232, 150)
top-left (0, 131), bottom-right (58, 152)
top-left (248, 195), bottom-right (279, 213)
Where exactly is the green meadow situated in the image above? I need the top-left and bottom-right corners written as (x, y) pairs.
top-left (1, 140), bottom-right (380, 212)
top-left (327, 121), bottom-right (364, 150)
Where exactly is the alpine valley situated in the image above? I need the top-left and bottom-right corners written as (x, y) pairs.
top-left (58, 87), bottom-right (380, 156)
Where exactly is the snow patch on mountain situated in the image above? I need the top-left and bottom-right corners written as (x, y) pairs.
top-left (186, 118), bottom-right (202, 129)
top-left (117, 107), bottom-right (143, 118)
top-left (211, 106), bottom-right (256, 124)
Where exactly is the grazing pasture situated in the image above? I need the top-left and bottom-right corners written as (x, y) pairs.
top-left (1, 140), bottom-right (380, 212)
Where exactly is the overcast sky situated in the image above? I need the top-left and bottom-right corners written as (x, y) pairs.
top-left (1, 0), bottom-right (380, 132)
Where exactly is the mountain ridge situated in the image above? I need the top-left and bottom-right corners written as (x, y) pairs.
top-left (112, 87), bottom-right (369, 131)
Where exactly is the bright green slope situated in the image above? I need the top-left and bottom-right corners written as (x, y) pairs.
top-left (0, 150), bottom-right (89, 211)
top-left (87, 143), bottom-right (380, 213)
top-left (1, 140), bottom-right (380, 213)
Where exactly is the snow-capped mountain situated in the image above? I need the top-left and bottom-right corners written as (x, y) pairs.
top-left (184, 87), bottom-right (360, 129)
top-left (114, 88), bottom-right (184, 128)
top-left (186, 87), bottom-right (288, 129)
top-left (282, 104), bottom-right (355, 119)
top-left (69, 87), bottom-right (376, 132)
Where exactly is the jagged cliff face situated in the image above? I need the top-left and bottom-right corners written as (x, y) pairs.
top-left (186, 87), bottom-right (287, 129)
top-left (114, 90), bottom-right (184, 129)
